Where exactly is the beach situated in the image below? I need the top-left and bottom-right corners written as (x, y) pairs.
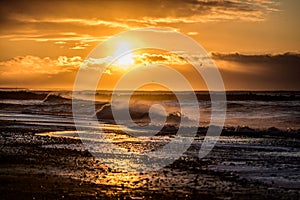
top-left (1, 1), bottom-right (299, 199)
top-left (0, 90), bottom-right (300, 199)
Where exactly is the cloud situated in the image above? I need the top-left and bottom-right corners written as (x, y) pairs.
top-left (13, 16), bottom-right (130, 29)
top-left (212, 52), bottom-right (300, 90)
top-left (118, 0), bottom-right (280, 24)
top-left (0, 55), bottom-right (84, 89)
top-left (0, 52), bottom-right (299, 90)
top-left (187, 32), bottom-right (198, 36)
top-left (54, 41), bottom-right (66, 45)
top-left (0, 55), bottom-right (82, 75)
top-left (0, 0), bottom-right (279, 31)
top-left (82, 57), bottom-right (112, 70)
top-left (0, 55), bottom-right (123, 88)
top-left (0, 32), bottom-right (109, 43)
top-left (212, 52), bottom-right (300, 63)
top-left (69, 42), bottom-right (91, 50)
top-left (0, 0), bottom-right (280, 51)
top-left (133, 53), bottom-right (188, 65)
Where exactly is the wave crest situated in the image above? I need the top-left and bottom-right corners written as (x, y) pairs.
top-left (43, 93), bottom-right (71, 103)
top-left (95, 103), bottom-right (183, 126)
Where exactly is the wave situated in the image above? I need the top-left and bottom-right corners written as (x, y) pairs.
top-left (226, 102), bottom-right (245, 108)
top-left (96, 91), bottom-right (300, 101)
top-left (1, 90), bottom-right (299, 131)
top-left (128, 124), bottom-right (300, 137)
top-left (225, 92), bottom-right (300, 101)
top-left (43, 93), bottom-right (71, 103)
top-left (95, 103), bottom-right (183, 126)
top-left (0, 90), bottom-right (47, 100)
top-left (203, 125), bottom-right (299, 138)
top-left (1, 90), bottom-right (299, 102)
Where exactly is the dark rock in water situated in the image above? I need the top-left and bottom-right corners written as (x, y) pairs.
top-left (43, 93), bottom-right (71, 103)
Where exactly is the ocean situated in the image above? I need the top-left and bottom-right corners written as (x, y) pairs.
top-left (0, 89), bottom-right (300, 197)
top-left (0, 89), bottom-right (299, 131)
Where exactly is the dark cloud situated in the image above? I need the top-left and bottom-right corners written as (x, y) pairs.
top-left (179, 0), bottom-right (256, 12)
top-left (0, 0), bottom-right (278, 23)
top-left (212, 52), bottom-right (300, 90)
top-left (212, 52), bottom-right (300, 64)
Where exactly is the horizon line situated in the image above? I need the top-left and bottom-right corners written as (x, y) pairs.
top-left (0, 87), bottom-right (300, 92)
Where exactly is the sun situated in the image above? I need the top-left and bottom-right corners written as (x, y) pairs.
top-left (116, 53), bottom-right (134, 67)
top-left (114, 42), bottom-right (134, 69)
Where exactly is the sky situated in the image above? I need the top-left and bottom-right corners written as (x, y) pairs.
top-left (0, 0), bottom-right (299, 90)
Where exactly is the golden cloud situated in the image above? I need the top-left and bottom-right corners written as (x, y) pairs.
top-left (0, 55), bottom-right (82, 76)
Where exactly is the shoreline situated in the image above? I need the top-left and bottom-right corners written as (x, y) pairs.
top-left (1, 120), bottom-right (299, 199)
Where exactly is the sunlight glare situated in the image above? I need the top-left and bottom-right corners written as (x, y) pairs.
top-left (114, 42), bottom-right (134, 68)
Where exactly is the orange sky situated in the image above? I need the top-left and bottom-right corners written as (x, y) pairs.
top-left (0, 0), bottom-right (299, 90)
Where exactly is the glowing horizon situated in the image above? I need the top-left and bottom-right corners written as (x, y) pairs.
top-left (0, 0), bottom-right (299, 90)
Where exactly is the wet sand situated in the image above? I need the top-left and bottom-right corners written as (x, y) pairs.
top-left (0, 121), bottom-right (299, 199)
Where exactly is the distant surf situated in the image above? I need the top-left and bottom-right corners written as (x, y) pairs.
top-left (0, 89), bottom-right (299, 131)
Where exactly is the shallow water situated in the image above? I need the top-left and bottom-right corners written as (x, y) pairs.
top-left (1, 89), bottom-right (300, 192)
top-left (33, 128), bottom-right (300, 190)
